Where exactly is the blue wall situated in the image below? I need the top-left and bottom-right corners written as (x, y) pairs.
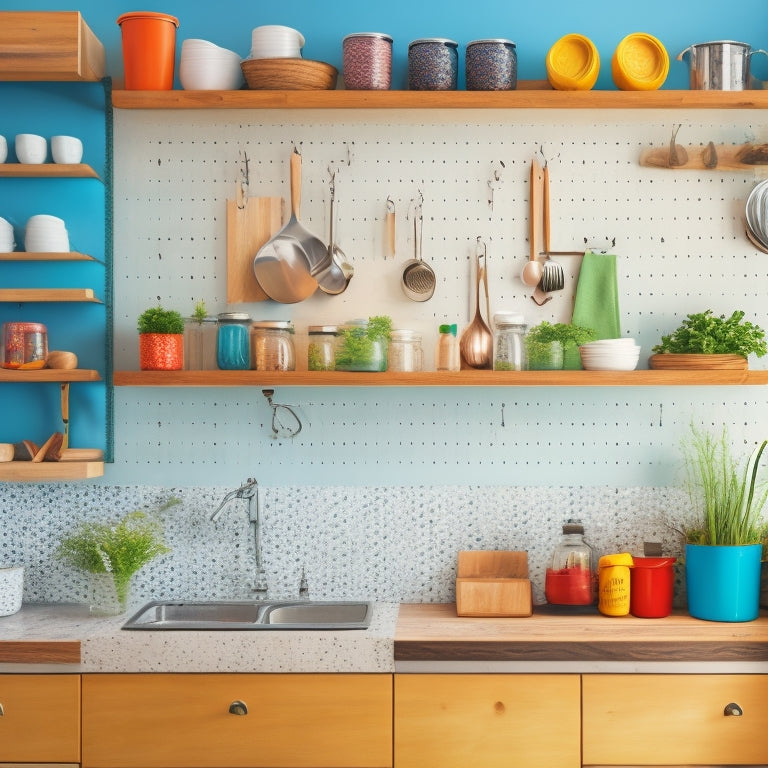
top-left (11, 0), bottom-right (768, 90)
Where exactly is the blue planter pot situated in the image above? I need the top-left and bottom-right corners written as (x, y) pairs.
top-left (685, 543), bottom-right (762, 622)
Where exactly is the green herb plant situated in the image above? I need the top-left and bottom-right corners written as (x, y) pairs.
top-left (679, 425), bottom-right (768, 547)
top-left (191, 300), bottom-right (208, 323)
top-left (525, 321), bottom-right (595, 370)
top-left (56, 499), bottom-right (178, 608)
top-left (137, 306), bottom-right (185, 335)
top-left (334, 316), bottom-right (392, 371)
top-left (652, 310), bottom-right (767, 358)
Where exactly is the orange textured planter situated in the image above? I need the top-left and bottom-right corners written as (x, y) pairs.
top-left (139, 333), bottom-right (183, 370)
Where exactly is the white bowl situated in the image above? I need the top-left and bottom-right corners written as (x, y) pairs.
top-left (15, 133), bottom-right (47, 164)
top-left (581, 358), bottom-right (640, 371)
top-left (180, 60), bottom-right (244, 90)
top-left (51, 135), bottom-right (83, 164)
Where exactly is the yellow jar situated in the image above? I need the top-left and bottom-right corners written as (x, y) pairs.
top-left (598, 553), bottom-right (634, 616)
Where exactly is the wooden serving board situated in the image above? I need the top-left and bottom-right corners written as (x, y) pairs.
top-left (226, 195), bottom-right (283, 303)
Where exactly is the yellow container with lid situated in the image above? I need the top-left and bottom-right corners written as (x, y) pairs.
top-left (598, 552), bottom-right (634, 616)
top-left (612, 32), bottom-right (669, 90)
top-left (546, 33), bottom-right (600, 91)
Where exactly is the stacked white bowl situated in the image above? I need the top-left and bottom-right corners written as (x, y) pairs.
top-left (248, 25), bottom-right (305, 59)
top-left (579, 338), bottom-right (641, 371)
top-left (0, 217), bottom-right (15, 252)
top-left (179, 39), bottom-right (244, 90)
top-left (25, 214), bottom-right (70, 253)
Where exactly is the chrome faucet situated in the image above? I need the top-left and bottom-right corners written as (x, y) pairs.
top-left (211, 478), bottom-right (268, 598)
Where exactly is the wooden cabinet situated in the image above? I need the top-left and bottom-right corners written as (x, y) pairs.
top-left (394, 673), bottom-right (580, 768)
top-left (0, 673), bottom-right (80, 763)
top-left (582, 674), bottom-right (768, 766)
top-left (82, 673), bottom-right (392, 768)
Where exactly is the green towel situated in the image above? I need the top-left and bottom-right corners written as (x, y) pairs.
top-left (563, 251), bottom-right (621, 369)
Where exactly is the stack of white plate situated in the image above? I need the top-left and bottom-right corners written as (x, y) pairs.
top-left (248, 25), bottom-right (305, 59)
top-left (179, 39), bottom-right (244, 90)
top-left (579, 338), bottom-right (641, 371)
top-left (0, 216), bottom-right (15, 252)
top-left (24, 214), bottom-right (69, 253)
top-left (745, 178), bottom-right (768, 253)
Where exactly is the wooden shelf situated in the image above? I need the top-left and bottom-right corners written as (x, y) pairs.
top-left (0, 163), bottom-right (99, 179)
top-left (0, 460), bottom-right (104, 481)
top-left (113, 369), bottom-right (768, 387)
top-left (0, 288), bottom-right (101, 303)
top-left (0, 251), bottom-right (96, 262)
top-left (0, 369), bottom-right (100, 383)
top-left (111, 88), bottom-right (768, 111)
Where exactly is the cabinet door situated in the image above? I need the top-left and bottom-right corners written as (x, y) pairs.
top-left (394, 674), bottom-right (580, 768)
top-left (82, 673), bottom-right (392, 768)
top-left (0, 673), bottom-right (80, 762)
top-left (583, 674), bottom-right (768, 765)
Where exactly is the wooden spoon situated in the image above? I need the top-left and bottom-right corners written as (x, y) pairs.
top-left (521, 158), bottom-right (544, 287)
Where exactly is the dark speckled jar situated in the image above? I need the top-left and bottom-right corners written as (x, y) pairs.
top-left (408, 38), bottom-right (458, 90)
top-left (466, 39), bottom-right (517, 90)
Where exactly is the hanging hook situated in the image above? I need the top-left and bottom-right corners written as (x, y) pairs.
top-left (487, 160), bottom-right (505, 210)
top-left (237, 150), bottom-right (250, 209)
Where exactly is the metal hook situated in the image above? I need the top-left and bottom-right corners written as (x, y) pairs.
top-left (487, 160), bottom-right (505, 210)
top-left (237, 150), bottom-right (250, 209)
top-left (261, 388), bottom-right (302, 439)
top-left (386, 196), bottom-right (395, 214)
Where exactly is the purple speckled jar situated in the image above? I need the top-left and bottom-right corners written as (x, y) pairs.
top-left (466, 39), bottom-right (517, 90)
top-left (343, 32), bottom-right (393, 90)
top-left (408, 38), bottom-right (458, 90)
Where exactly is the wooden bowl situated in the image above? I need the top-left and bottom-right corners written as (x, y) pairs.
top-left (648, 353), bottom-right (748, 370)
top-left (241, 58), bottom-right (338, 90)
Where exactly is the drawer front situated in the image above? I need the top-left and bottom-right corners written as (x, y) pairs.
top-left (0, 674), bottom-right (80, 762)
top-left (583, 674), bottom-right (768, 765)
top-left (394, 674), bottom-right (581, 768)
top-left (82, 673), bottom-right (392, 768)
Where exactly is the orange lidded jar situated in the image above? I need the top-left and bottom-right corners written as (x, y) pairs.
top-left (598, 553), bottom-right (634, 616)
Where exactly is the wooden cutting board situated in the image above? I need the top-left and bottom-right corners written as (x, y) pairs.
top-left (456, 550), bottom-right (532, 617)
top-left (226, 194), bottom-right (283, 303)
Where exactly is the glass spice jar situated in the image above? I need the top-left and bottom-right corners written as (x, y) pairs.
top-left (216, 312), bottom-right (251, 370)
top-left (493, 312), bottom-right (527, 370)
top-left (250, 320), bottom-right (295, 371)
top-left (2, 321), bottom-right (48, 369)
top-left (307, 325), bottom-right (338, 371)
top-left (183, 315), bottom-right (218, 370)
top-left (388, 329), bottom-right (423, 372)
top-left (435, 323), bottom-right (460, 371)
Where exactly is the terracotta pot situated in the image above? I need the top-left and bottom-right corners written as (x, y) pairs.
top-left (139, 333), bottom-right (183, 370)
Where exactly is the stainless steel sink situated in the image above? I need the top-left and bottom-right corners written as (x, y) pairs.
top-left (122, 600), bottom-right (372, 630)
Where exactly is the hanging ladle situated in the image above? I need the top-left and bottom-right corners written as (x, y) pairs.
top-left (459, 237), bottom-right (493, 369)
top-left (521, 157), bottom-right (544, 288)
top-left (317, 170), bottom-right (353, 295)
top-left (401, 197), bottom-right (436, 302)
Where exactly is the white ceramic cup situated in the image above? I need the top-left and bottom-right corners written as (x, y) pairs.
top-left (15, 133), bottom-right (47, 164)
top-left (0, 216), bottom-right (15, 252)
top-left (0, 135), bottom-right (7, 164)
top-left (51, 135), bottom-right (84, 164)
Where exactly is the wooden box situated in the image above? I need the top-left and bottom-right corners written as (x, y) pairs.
top-left (455, 550), bottom-right (532, 617)
top-left (0, 12), bottom-right (105, 81)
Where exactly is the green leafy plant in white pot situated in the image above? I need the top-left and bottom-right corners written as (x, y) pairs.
top-left (679, 425), bottom-right (768, 622)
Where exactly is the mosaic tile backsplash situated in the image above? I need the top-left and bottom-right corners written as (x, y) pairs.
top-left (0, 484), bottom-right (690, 609)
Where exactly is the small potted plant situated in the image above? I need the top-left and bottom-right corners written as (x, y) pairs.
top-left (677, 424), bottom-right (768, 622)
top-left (56, 499), bottom-right (178, 615)
top-left (650, 310), bottom-right (767, 370)
top-left (525, 321), bottom-right (595, 370)
top-left (138, 305), bottom-right (185, 370)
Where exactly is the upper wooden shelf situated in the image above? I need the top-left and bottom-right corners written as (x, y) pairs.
top-left (0, 252), bottom-right (96, 262)
top-left (0, 164), bottom-right (99, 179)
top-left (0, 369), bottom-right (100, 383)
top-left (113, 369), bottom-right (768, 387)
top-left (0, 288), bottom-right (101, 303)
top-left (111, 88), bottom-right (768, 111)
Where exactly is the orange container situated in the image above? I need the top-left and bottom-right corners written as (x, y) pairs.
top-left (117, 11), bottom-right (179, 90)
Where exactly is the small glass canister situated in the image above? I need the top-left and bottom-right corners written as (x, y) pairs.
top-left (493, 312), bottom-right (527, 371)
top-left (335, 319), bottom-right (388, 372)
top-left (408, 38), bottom-right (458, 90)
top-left (183, 315), bottom-right (218, 370)
top-left (2, 321), bottom-right (48, 369)
top-left (343, 33), bottom-right (393, 90)
top-left (307, 325), bottom-right (338, 371)
top-left (251, 320), bottom-right (295, 371)
top-left (388, 329), bottom-right (423, 372)
top-left (466, 39), bottom-right (517, 90)
top-left (216, 312), bottom-right (251, 370)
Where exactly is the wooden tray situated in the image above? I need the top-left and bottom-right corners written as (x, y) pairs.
top-left (649, 353), bottom-right (748, 370)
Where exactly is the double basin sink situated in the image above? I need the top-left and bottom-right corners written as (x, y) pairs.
top-left (122, 600), bottom-right (372, 631)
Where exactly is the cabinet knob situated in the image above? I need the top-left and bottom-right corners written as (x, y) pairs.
top-left (228, 700), bottom-right (248, 716)
top-left (724, 702), bottom-right (743, 717)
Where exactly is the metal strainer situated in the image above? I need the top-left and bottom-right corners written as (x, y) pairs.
top-left (401, 199), bottom-right (435, 302)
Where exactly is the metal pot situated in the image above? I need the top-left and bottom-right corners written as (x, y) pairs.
top-left (677, 40), bottom-right (768, 90)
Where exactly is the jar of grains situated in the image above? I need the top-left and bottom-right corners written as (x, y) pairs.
top-left (307, 325), bottom-right (338, 371)
top-left (342, 33), bottom-right (393, 90)
top-left (408, 38), bottom-right (458, 90)
top-left (251, 320), bottom-right (295, 371)
top-left (388, 329), bottom-right (423, 372)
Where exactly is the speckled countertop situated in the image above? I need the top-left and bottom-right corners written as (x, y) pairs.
top-left (0, 602), bottom-right (399, 673)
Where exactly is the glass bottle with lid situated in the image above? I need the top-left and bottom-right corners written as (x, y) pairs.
top-left (435, 323), bottom-right (460, 371)
top-left (388, 329), bottom-right (423, 372)
top-left (183, 315), bottom-right (218, 370)
top-left (544, 519), bottom-right (597, 606)
top-left (251, 320), bottom-right (295, 371)
top-left (493, 312), bottom-right (527, 371)
top-left (216, 312), bottom-right (251, 370)
top-left (307, 325), bottom-right (338, 371)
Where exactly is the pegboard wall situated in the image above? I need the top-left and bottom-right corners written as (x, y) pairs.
top-left (109, 108), bottom-right (768, 487)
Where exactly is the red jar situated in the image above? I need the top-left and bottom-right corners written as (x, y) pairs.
top-left (630, 557), bottom-right (676, 618)
top-left (2, 322), bottom-right (48, 369)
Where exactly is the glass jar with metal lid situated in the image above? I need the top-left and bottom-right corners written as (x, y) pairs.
top-left (493, 312), bottom-right (527, 371)
top-left (408, 38), bottom-right (458, 90)
top-left (342, 33), bottom-right (393, 90)
top-left (335, 319), bottom-right (388, 372)
top-left (307, 325), bottom-right (339, 371)
top-left (217, 312), bottom-right (251, 370)
top-left (388, 329), bottom-right (423, 372)
top-left (466, 39), bottom-right (517, 90)
top-left (251, 320), bottom-right (295, 371)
